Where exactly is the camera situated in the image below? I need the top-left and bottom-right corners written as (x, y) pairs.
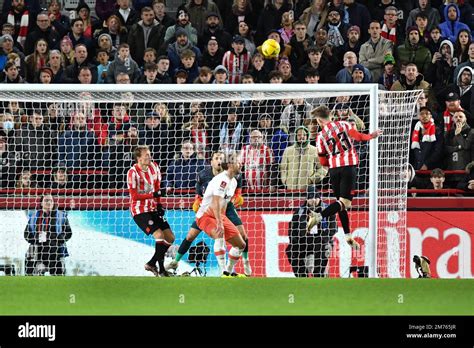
top-left (183, 241), bottom-right (210, 277)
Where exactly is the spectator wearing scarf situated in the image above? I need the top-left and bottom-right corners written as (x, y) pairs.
top-left (410, 106), bottom-right (443, 170)
top-left (6, 0), bottom-right (31, 49)
top-left (324, 6), bottom-right (348, 48)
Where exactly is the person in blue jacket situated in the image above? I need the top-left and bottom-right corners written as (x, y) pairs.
top-left (439, 3), bottom-right (471, 43)
top-left (164, 139), bottom-right (206, 192)
top-left (24, 194), bottom-right (72, 275)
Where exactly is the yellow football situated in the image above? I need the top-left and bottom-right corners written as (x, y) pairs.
top-left (261, 39), bottom-right (281, 58)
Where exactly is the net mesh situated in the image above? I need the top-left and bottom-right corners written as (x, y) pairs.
top-left (0, 87), bottom-right (421, 277)
top-left (377, 90), bottom-right (422, 278)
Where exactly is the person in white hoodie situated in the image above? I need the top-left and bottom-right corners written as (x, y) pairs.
top-left (453, 41), bottom-right (474, 83)
top-left (425, 38), bottom-right (455, 94)
top-left (437, 65), bottom-right (473, 110)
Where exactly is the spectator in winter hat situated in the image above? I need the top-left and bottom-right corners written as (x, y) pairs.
top-left (336, 51), bottom-right (372, 83)
top-left (395, 26), bottom-right (432, 74)
top-left (184, 0), bottom-right (222, 37)
top-left (75, 2), bottom-right (100, 40)
top-left (351, 63), bottom-right (367, 83)
top-left (213, 64), bottom-right (228, 84)
top-left (174, 68), bottom-right (188, 84)
top-left (0, 34), bottom-right (20, 72)
top-left (425, 39), bottom-right (455, 93)
top-left (164, 7), bottom-right (198, 46)
top-left (97, 32), bottom-right (116, 58)
top-left (333, 24), bottom-right (362, 66)
top-left (442, 91), bottom-right (474, 132)
top-left (200, 35), bottom-right (224, 70)
top-left (222, 34), bottom-right (250, 84)
top-left (166, 26), bottom-right (201, 74)
top-left (323, 6), bottom-right (349, 48)
top-left (379, 53), bottom-right (398, 90)
top-left (59, 35), bottom-right (74, 67)
top-left (198, 11), bottom-right (232, 52)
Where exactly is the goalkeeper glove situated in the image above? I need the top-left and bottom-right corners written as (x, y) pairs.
top-left (307, 211), bottom-right (322, 232)
top-left (153, 188), bottom-right (166, 199)
top-left (231, 194), bottom-right (244, 207)
top-left (192, 195), bottom-right (202, 213)
top-left (231, 188), bottom-right (244, 207)
top-left (156, 204), bottom-right (165, 217)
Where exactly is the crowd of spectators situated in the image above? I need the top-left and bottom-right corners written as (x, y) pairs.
top-left (0, 0), bottom-right (474, 195)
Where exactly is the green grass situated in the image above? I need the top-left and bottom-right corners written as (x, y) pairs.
top-left (0, 277), bottom-right (473, 316)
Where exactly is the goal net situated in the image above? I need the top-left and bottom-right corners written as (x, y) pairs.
top-left (0, 85), bottom-right (421, 278)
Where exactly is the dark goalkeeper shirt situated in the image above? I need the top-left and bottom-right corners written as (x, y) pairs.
top-left (196, 167), bottom-right (242, 197)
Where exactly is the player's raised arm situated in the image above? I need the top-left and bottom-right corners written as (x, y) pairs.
top-left (348, 128), bottom-right (383, 142)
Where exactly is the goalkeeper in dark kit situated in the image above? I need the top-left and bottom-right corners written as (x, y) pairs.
top-left (286, 185), bottom-right (338, 277)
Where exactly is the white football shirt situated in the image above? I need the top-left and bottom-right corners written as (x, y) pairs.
top-left (196, 171), bottom-right (237, 218)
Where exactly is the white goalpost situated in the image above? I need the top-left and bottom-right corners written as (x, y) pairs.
top-left (0, 84), bottom-right (421, 278)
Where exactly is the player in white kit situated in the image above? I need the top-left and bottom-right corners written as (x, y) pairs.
top-left (195, 152), bottom-right (247, 277)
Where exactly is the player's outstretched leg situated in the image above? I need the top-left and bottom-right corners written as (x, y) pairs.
top-left (319, 198), bottom-right (359, 250)
top-left (320, 200), bottom-right (344, 220)
top-left (167, 225), bottom-right (201, 271)
top-left (236, 225), bottom-right (251, 276)
top-left (339, 209), bottom-right (360, 250)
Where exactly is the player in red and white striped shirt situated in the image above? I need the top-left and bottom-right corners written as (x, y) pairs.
top-left (240, 130), bottom-right (273, 190)
top-left (312, 105), bottom-right (382, 249)
top-left (127, 145), bottom-right (175, 276)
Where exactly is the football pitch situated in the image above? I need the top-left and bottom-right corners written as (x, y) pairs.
top-left (0, 277), bottom-right (473, 316)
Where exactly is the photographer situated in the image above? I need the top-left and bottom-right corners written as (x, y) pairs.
top-left (285, 186), bottom-right (338, 277)
top-left (24, 194), bottom-right (72, 275)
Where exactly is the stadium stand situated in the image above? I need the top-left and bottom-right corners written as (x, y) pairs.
top-left (1, 0), bottom-right (474, 196)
